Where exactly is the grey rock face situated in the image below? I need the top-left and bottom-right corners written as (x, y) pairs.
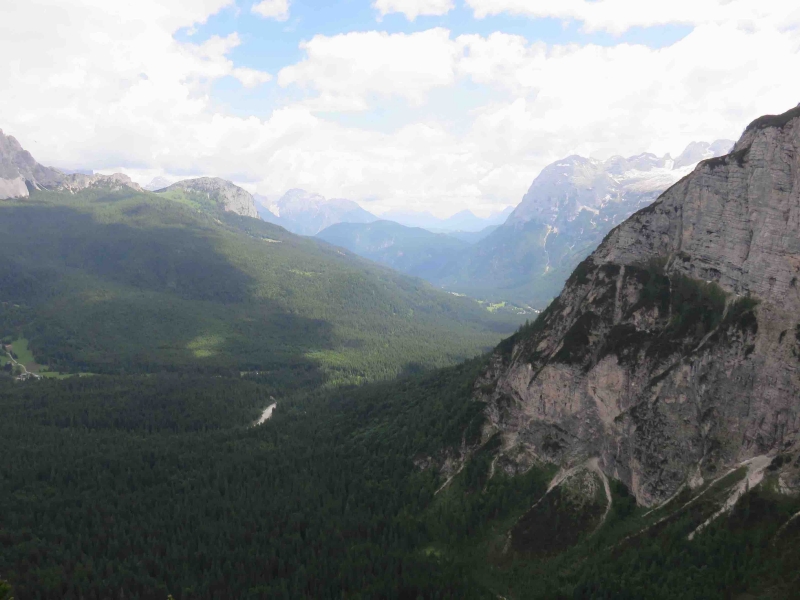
top-left (0, 129), bottom-right (141, 198)
top-left (0, 129), bottom-right (64, 198)
top-left (164, 177), bottom-right (258, 218)
top-left (59, 172), bottom-right (142, 193)
top-left (478, 107), bottom-right (800, 506)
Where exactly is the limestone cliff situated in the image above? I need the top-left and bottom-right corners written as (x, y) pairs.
top-left (478, 104), bottom-right (800, 506)
top-left (0, 129), bottom-right (141, 197)
top-left (164, 177), bottom-right (258, 219)
top-left (0, 129), bottom-right (63, 197)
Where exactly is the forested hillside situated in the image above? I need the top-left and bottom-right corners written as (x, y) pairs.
top-left (0, 187), bottom-right (523, 385)
top-left (2, 113), bottom-right (799, 600)
top-left (316, 220), bottom-right (470, 281)
top-left (1, 361), bottom-right (798, 599)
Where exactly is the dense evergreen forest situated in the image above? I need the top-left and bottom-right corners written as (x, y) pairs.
top-left (1, 188), bottom-right (799, 599)
top-left (1, 362), bottom-right (799, 599)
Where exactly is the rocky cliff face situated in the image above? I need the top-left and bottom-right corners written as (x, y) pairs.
top-left (478, 106), bottom-right (800, 506)
top-left (0, 129), bottom-right (141, 198)
top-left (164, 177), bottom-right (258, 219)
top-left (0, 129), bottom-right (64, 198)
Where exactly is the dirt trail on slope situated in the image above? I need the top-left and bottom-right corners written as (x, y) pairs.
top-left (688, 455), bottom-right (772, 540)
top-left (254, 403), bottom-right (277, 426)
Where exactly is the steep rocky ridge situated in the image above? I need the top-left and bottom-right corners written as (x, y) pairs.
top-left (0, 129), bottom-right (141, 198)
top-left (161, 177), bottom-right (258, 218)
top-left (476, 106), bottom-right (800, 507)
top-left (0, 129), bottom-right (63, 198)
top-left (436, 140), bottom-right (733, 306)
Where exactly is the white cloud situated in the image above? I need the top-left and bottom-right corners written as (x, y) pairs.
top-left (2, 0), bottom-right (800, 218)
top-left (465, 0), bottom-right (800, 34)
top-left (277, 29), bottom-right (460, 110)
top-left (251, 0), bottom-right (290, 21)
top-left (233, 67), bottom-right (273, 87)
top-left (372, 0), bottom-right (454, 21)
top-left (457, 24), bottom-right (800, 161)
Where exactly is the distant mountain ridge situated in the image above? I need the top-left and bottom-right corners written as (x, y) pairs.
top-left (0, 131), bottom-right (525, 383)
top-left (0, 129), bottom-right (141, 198)
top-left (381, 206), bottom-right (513, 232)
top-left (257, 189), bottom-right (378, 235)
top-left (434, 139), bottom-right (735, 306)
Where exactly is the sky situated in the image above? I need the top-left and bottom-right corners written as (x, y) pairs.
top-left (1, 0), bottom-right (799, 217)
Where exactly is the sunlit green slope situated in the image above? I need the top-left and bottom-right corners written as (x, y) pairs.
top-left (0, 187), bottom-right (523, 383)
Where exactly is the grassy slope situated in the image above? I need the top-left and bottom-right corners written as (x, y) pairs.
top-left (0, 188), bottom-right (523, 384)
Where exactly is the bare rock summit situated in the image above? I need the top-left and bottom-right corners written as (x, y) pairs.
top-left (163, 177), bottom-right (258, 219)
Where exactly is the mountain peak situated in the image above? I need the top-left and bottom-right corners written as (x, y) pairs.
top-left (509, 139), bottom-right (734, 227)
top-left (260, 189), bottom-right (377, 235)
top-left (144, 176), bottom-right (176, 191)
top-left (674, 139), bottom-right (735, 168)
top-left (163, 177), bottom-right (258, 218)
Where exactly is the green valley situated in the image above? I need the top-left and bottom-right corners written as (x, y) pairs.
top-left (0, 187), bottom-right (523, 386)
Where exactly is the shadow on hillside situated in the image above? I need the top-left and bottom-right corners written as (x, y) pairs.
top-left (0, 203), bottom-right (335, 381)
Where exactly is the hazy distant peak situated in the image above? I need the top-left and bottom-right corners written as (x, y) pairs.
top-left (509, 139), bottom-right (734, 227)
top-left (259, 188), bottom-right (378, 235)
top-left (144, 176), bottom-right (176, 191)
top-left (674, 139), bottom-right (735, 168)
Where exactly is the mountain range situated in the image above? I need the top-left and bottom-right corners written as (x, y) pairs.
top-left (381, 206), bottom-right (513, 232)
top-left (256, 189), bottom-right (379, 236)
top-left (0, 129), bottom-right (142, 198)
top-left (0, 131), bottom-right (524, 384)
top-left (315, 140), bottom-right (734, 307)
top-left (3, 104), bottom-right (800, 599)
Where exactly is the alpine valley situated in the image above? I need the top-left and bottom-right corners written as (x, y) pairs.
top-left (317, 140), bottom-right (734, 309)
top-left (2, 104), bottom-right (800, 600)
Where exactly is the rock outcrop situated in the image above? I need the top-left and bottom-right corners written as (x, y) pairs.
top-left (0, 129), bottom-right (141, 198)
top-left (163, 177), bottom-right (258, 219)
top-left (0, 129), bottom-right (64, 198)
top-left (478, 105), bottom-right (800, 506)
top-left (59, 172), bottom-right (142, 193)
